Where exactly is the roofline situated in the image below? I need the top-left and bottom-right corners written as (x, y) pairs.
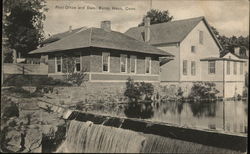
top-left (179, 17), bottom-right (223, 51)
top-left (29, 46), bottom-right (173, 57)
top-left (221, 51), bottom-right (249, 59)
top-left (202, 18), bottom-right (223, 51)
top-left (178, 16), bottom-right (204, 43)
top-left (125, 16), bottom-right (223, 51)
top-left (200, 57), bottom-right (246, 62)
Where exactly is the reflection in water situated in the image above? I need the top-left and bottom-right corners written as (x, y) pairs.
top-left (189, 102), bottom-right (216, 117)
top-left (124, 101), bottom-right (154, 119)
top-left (151, 100), bottom-right (248, 134)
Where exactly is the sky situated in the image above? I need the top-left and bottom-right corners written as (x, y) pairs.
top-left (43, 0), bottom-right (249, 38)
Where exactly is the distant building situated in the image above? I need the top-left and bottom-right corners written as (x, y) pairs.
top-left (125, 16), bottom-right (247, 98)
top-left (28, 21), bottom-right (173, 83)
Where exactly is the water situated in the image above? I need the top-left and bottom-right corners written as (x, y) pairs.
top-left (56, 120), bottom-right (241, 153)
top-left (78, 100), bottom-right (248, 134)
top-left (57, 120), bottom-right (145, 153)
top-left (151, 100), bottom-right (248, 134)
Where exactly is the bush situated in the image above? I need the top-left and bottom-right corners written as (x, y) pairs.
top-left (124, 77), bottom-right (154, 102)
top-left (65, 70), bottom-right (87, 86)
top-left (243, 87), bottom-right (248, 98)
top-left (188, 82), bottom-right (219, 101)
top-left (175, 87), bottom-right (184, 99)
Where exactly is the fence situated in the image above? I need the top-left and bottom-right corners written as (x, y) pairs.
top-left (3, 63), bottom-right (48, 75)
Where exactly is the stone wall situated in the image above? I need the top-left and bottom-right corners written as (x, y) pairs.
top-left (51, 82), bottom-right (128, 104)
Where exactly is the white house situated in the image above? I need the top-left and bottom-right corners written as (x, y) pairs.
top-left (125, 16), bottom-right (246, 98)
top-left (200, 52), bottom-right (246, 98)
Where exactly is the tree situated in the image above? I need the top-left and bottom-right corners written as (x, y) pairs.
top-left (3, 0), bottom-right (48, 57)
top-left (210, 25), bottom-right (249, 56)
top-left (138, 9), bottom-right (173, 26)
top-left (62, 56), bottom-right (87, 86)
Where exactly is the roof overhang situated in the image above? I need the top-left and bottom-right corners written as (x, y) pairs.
top-left (200, 57), bottom-right (247, 62)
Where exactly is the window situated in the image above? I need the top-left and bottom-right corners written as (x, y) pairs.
top-left (208, 61), bottom-right (215, 74)
top-left (130, 55), bottom-right (137, 73)
top-left (75, 56), bottom-right (81, 72)
top-left (240, 62), bottom-right (243, 75)
top-left (191, 46), bottom-right (196, 53)
top-left (56, 56), bottom-right (62, 72)
top-left (183, 60), bottom-right (187, 75)
top-left (102, 52), bottom-right (110, 72)
top-left (233, 62), bottom-right (237, 75)
top-left (227, 61), bottom-right (230, 75)
top-left (191, 61), bottom-right (196, 76)
top-left (199, 31), bottom-right (204, 44)
top-left (120, 54), bottom-right (127, 73)
top-left (145, 57), bottom-right (151, 74)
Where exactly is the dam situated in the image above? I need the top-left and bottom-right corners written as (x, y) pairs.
top-left (38, 101), bottom-right (247, 153)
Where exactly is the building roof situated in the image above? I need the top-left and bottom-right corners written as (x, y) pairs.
top-left (220, 50), bottom-right (249, 60)
top-left (200, 57), bottom-right (247, 62)
top-left (41, 27), bottom-right (86, 45)
top-left (29, 27), bottom-right (173, 57)
top-left (125, 16), bottom-right (223, 50)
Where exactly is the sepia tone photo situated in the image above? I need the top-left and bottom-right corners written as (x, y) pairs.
top-left (1, 0), bottom-right (248, 153)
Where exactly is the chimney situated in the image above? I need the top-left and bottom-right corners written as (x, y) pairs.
top-left (101, 21), bottom-right (111, 32)
top-left (144, 17), bottom-right (150, 42)
top-left (234, 47), bottom-right (240, 55)
top-left (69, 25), bottom-right (72, 32)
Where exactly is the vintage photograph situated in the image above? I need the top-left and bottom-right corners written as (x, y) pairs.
top-left (1, 0), bottom-right (249, 153)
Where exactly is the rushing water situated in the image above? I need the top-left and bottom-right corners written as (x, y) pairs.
top-left (57, 120), bottom-right (145, 153)
top-left (55, 120), bottom-right (241, 153)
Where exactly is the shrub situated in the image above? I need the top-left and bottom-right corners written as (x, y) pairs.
top-left (242, 87), bottom-right (248, 98)
top-left (65, 70), bottom-right (87, 86)
top-left (124, 78), bottom-right (155, 119)
top-left (124, 77), bottom-right (154, 102)
top-left (188, 82), bottom-right (219, 101)
top-left (175, 87), bottom-right (184, 98)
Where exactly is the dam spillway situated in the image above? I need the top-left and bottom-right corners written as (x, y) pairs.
top-left (38, 101), bottom-right (247, 153)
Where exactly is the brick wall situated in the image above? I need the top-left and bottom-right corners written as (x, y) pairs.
top-left (45, 47), bottom-right (161, 82)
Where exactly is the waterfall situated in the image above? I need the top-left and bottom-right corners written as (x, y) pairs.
top-left (57, 120), bottom-right (145, 153)
top-left (56, 120), bottom-right (242, 153)
top-left (141, 134), bottom-right (241, 154)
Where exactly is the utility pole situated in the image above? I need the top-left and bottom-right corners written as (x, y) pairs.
top-left (149, 0), bottom-right (152, 10)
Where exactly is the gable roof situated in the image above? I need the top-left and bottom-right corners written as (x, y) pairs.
top-left (220, 50), bottom-right (249, 60)
top-left (125, 16), bottom-right (223, 50)
top-left (29, 27), bottom-right (173, 57)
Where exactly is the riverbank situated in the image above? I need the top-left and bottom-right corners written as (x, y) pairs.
top-left (0, 88), bottom-right (66, 152)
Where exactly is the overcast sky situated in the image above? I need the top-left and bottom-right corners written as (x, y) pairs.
top-left (43, 0), bottom-right (249, 38)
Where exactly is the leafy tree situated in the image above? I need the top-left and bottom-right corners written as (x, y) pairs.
top-left (138, 9), bottom-right (173, 26)
top-left (211, 25), bottom-right (249, 56)
top-left (3, 0), bottom-right (48, 57)
top-left (188, 82), bottom-right (219, 102)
